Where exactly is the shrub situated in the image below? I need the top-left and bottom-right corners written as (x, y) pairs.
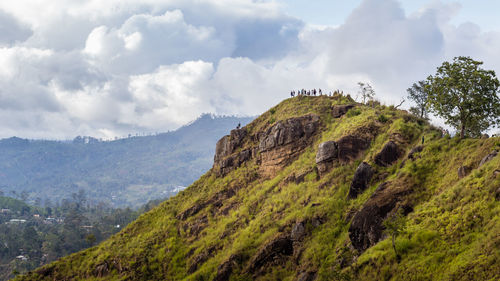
top-left (378, 114), bottom-right (389, 123)
top-left (346, 108), bottom-right (361, 117)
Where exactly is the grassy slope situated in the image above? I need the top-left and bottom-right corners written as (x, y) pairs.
top-left (16, 96), bottom-right (500, 281)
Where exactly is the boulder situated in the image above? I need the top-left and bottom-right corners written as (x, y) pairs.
top-left (349, 182), bottom-right (413, 252)
top-left (337, 135), bottom-right (371, 163)
top-left (407, 145), bottom-right (423, 160)
top-left (458, 166), bottom-right (471, 179)
top-left (291, 222), bottom-right (306, 242)
top-left (479, 150), bottom-right (498, 168)
top-left (296, 272), bottom-right (317, 281)
top-left (374, 141), bottom-right (402, 167)
top-left (246, 233), bottom-right (294, 273)
top-left (315, 141), bottom-right (338, 176)
top-left (332, 104), bottom-right (355, 118)
top-left (316, 141), bottom-right (338, 163)
top-left (347, 162), bottom-right (373, 199)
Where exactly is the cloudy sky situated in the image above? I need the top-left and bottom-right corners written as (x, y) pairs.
top-left (0, 0), bottom-right (499, 139)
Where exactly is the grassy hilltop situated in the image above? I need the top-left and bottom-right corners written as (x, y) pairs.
top-left (16, 95), bottom-right (500, 281)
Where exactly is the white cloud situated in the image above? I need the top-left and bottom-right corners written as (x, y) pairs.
top-left (0, 0), bottom-right (499, 139)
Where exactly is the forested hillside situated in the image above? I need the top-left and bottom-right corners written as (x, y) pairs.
top-left (0, 114), bottom-right (253, 207)
top-left (0, 194), bottom-right (165, 280)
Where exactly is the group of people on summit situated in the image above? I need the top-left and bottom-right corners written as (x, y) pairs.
top-left (290, 89), bottom-right (344, 97)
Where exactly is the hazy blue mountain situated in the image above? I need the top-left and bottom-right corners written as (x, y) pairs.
top-left (0, 114), bottom-right (254, 207)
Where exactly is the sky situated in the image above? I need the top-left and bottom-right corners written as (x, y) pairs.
top-left (0, 0), bottom-right (499, 139)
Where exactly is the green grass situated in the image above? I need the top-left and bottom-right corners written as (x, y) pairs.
top-left (15, 96), bottom-right (500, 281)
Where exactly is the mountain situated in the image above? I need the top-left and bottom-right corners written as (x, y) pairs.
top-left (15, 95), bottom-right (500, 280)
top-left (0, 114), bottom-right (253, 208)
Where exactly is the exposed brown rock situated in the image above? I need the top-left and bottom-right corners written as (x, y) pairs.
top-left (176, 202), bottom-right (205, 220)
top-left (332, 104), bottom-right (355, 118)
top-left (349, 182), bottom-right (413, 252)
top-left (479, 150), bottom-right (498, 167)
top-left (337, 135), bottom-right (372, 163)
top-left (296, 271), bottom-right (317, 281)
top-left (257, 115), bottom-right (321, 177)
top-left (374, 141), bottom-right (402, 167)
top-left (214, 254), bottom-right (243, 281)
top-left (188, 246), bottom-right (217, 274)
top-left (283, 169), bottom-right (312, 185)
top-left (458, 166), bottom-right (471, 179)
top-left (214, 128), bottom-right (246, 162)
top-left (315, 141), bottom-right (338, 176)
top-left (407, 145), bottom-right (423, 160)
top-left (213, 128), bottom-right (249, 176)
top-left (347, 162), bottom-right (373, 199)
top-left (400, 145), bottom-right (424, 168)
top-left (34, 266), bottom-right (54, 278)
top-left (246, 233), bottom-right (294, 274)
top-left (94, 262), bottom-right (109, 278)
top-left (177, 178), bottom-right (252, 220)
top-left (183, 215), bottom-right (208, 237)
top-left (291, 222), bottom-right (306, 242)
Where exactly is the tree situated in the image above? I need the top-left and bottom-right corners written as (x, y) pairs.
top-left (427, 56), bottom-right (500, 138)
top-left (357, 82), bottom-right (375, 104)
top-left (407, 80), bottom-right (429, 119)
top-left (383, 209), bottom-right (407, 262)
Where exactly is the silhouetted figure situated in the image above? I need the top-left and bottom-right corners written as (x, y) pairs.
top-left (421, 136), bottom-right (424, 144)
top-left (319, 89), bottom-right (322, 95)
top-left (237, 123), bottom-right (241, 129)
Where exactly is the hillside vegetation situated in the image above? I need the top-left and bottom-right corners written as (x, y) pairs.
top-left (0, 114), bottom-right (253, 207)
top-left (16, 95), bottom-right (500, 281)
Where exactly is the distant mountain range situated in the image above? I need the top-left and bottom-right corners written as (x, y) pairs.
top-left (0, 114), bottom-right (254, 208)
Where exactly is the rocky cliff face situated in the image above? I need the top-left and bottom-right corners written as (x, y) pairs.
top-left (257, 114), bottom-right (321, 177)
top-left (213, 114), bottom-right (322, 178)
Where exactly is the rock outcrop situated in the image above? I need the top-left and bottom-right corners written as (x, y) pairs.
top-left (458, 165), bottom-right (471, 179)
top-left (332, 104), bottom-right (355, 118)
top-left (296, 271), bottom-right (317, 281)
top-left (214, 254), bottom-right (243, 281)
top-left (290, 221), bottom-right (306, 242)
top-left (213, 114), bottom-right (321, 178)
top-left (407, 145), bottom-right (423, 160)
top-left (374, 141), bottom-right (402, 167)
top-left (479, 150), bottom-right (498, 167)
top-left (315, 141), bottom-right (338, 176)
top-left (257, 115), bottom-right (320, 177)
top-left (347, 162), bottom-right (373, 199)
top-left (213, 128), bottom-right (250, 176)
top-left (349, 182), bottom-right (413, 252)
top-left (246, 233), bottom-right (294, 274)
top-left (337, 135), bottom-right (372, 163)
top-left (188, 246), bottom-right (216, 274)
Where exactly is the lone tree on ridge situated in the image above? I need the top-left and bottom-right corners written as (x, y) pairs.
top-left (426, 56), bottom-right (500, 138)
